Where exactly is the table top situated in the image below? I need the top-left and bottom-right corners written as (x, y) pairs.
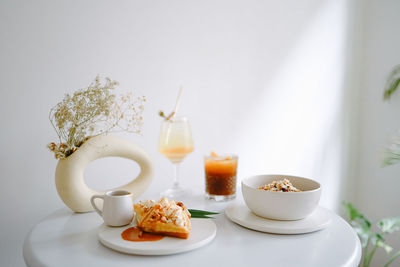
top-left (23, 193), bottom-right (361, 267)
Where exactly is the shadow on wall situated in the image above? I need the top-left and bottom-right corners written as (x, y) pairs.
top-left (229, 0), bottom-right (351, 212)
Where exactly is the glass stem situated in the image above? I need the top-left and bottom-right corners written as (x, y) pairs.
top-left (173, 163), bottom-right (180, 188)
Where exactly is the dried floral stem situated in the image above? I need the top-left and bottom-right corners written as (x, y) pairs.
top-left (48, 76), bottom-right (145, 159)
top-left (158, 86), bottom-right (184, 121)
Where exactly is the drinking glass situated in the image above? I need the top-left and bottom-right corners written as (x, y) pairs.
top-left (158, 116), bottom-right (194, 198)
top-left (204, 154), bottom-right (237, 201)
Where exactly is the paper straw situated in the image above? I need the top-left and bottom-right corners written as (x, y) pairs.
top-left (172, 86), bottom-right (184, 117)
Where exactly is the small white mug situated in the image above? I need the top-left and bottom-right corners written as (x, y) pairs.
top-left (90, 190), bottom-right (134, 227)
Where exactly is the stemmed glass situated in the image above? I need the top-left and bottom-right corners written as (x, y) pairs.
top-left (158, 116), bottom-right (194, 198)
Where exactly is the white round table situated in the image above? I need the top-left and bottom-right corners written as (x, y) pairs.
top-left (23, 193), bottom-right (361, 267)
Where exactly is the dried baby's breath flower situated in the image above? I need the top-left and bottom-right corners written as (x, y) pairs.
top-left (158, 110), bottom-right (166, 118)
top-left (48, 76), bottom-right (145, 159)
top-left (158, 110), bottom-right (175, 120)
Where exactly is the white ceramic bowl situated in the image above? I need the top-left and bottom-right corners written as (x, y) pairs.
top-left (242, 174), bottom-right (321, 220)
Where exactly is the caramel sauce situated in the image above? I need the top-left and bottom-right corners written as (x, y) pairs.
top-left (121, 227), bottom-right (164, 242)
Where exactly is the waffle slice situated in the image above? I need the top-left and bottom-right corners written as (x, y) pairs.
top-left (134, 198), bottom-right (191, 239)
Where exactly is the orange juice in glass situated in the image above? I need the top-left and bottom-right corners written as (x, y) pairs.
top-left (204, 153), bottom-right (237, 201)
top-left (159, 116), bottom-right (194, 198)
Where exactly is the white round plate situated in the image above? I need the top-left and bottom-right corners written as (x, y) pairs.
top-left (225, 202), bottom-right (332, 234)
top-left (98, 219), bottom-right (217, 255)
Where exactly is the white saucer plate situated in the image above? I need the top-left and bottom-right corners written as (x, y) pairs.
top-left (98, 219), bottom-right (217, 255)
top-left (225, 202), bottom-right (332, 234)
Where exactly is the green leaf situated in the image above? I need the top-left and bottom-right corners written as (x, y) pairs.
top-left (382, 140), bottom-right (400, 167)
top-left (377, 239), bottom-right (393, 254)
top-left (343, 202), bottom-right (371, 227)
top-left (188, 209), bottom-right (219, 215)
top-left (377, 217), bottom-right (400, 234)
top-left (343, 202), bottom-right (373, 248)
top-left (370, 233), bottom-right (392, 255)
top-left (384, 78), bottom-right (400, 100)
top-left (351, 220), bottom-right (372, 248)
top-left (383, 65), bottom-right (400, 100)
top-left (370, 233), bottom-right (384, 246)
top-left (188, 209), bottom-right (219, 219)
top-left (342, 203), bottom-right (399, 266)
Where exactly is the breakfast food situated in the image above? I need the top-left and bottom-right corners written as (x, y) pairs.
top-left (258, 178), bottom-right (301, 192)
top-left (133, 198), bottom-right (191, 239)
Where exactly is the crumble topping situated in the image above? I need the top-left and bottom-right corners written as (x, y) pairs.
top-left (137, 198), bottom-right (191, 227)
top-left (258, 178), bottom-right (301, 192)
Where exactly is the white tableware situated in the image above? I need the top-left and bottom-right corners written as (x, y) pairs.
top-left (56, 135), bottom-right (154, 213)
top-left (98, 219), bottom-right (217, 255)
top-left (90, 190), bottom-right (134, 227)
top-left (158, 116), bottom-right (194, 198)
top-left (242, 174), bottom-right (321, 220)
top-left (225, 201), bottom-right (332, 234)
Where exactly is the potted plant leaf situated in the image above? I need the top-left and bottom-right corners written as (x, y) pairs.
top-left (343, 65), bottom-right (400, 266)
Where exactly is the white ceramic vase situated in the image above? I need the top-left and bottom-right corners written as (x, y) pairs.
top-left (55, 135), bottom-right (154, 213)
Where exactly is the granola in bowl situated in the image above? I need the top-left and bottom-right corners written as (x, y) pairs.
top-left (258, 178), bottom-right (301, 192)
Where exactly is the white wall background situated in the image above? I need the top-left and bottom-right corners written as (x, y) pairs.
top-left (2, 0), bottom-right (397, 266)
top-left (355, 0), bottom-right (400, 265)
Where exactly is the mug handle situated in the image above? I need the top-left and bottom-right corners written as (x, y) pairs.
top-left (90, 195), bottom-right (104, 217)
